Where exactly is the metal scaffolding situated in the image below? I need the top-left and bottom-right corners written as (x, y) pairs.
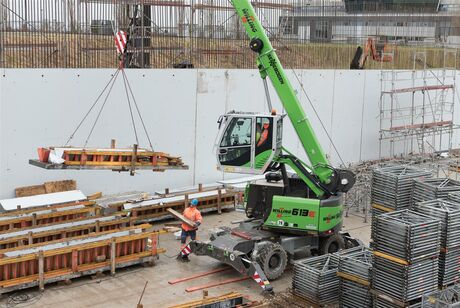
top-left (378, 49), bottom-right (459, 158)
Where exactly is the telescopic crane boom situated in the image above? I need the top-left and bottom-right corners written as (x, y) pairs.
top-left (216, 0), bottom-right (354, 197)
top-left (180, 0), bottom-right (359, 292)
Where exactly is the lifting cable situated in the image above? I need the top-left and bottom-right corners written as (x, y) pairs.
top-left (65, 66), bottom-right (155, 151)
top-left (64, 3), bottom-right (154, 152)
top-left (255, 7), bottom-right (346, 167)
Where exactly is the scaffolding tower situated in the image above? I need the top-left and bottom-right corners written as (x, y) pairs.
top-left (378, 49), bottom-right (459, 159)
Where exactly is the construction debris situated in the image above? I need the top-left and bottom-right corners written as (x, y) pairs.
top-left (30, 146), bottom-right (188, 172)
top-left (15, 180), bottom-right (77, 197)
top-left (372, 210), bottom-right (440, 305)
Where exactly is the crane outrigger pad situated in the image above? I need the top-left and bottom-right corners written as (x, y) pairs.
top-left (30, 147), bottom-right (188, 172)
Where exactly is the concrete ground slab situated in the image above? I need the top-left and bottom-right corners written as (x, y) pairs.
top-left (0, 210), bottom-right (370, 308)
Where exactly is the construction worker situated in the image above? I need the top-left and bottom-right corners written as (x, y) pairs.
top-left (178, 198), bottom-right (202, 262)
top-left (257, 121), bottom-right (270, 147)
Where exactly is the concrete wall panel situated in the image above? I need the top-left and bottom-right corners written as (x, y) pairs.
top-left (0, 69), bottom-right (458, 198)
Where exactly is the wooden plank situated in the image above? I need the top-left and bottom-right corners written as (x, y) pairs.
top-left (336, 271), bottom-right (370, 287)
top-left (15, 185), bottom-right (46, 198)
top-left (88, 192), bottom-right (103, 200)
top-left (15, 180), bottom-right (77, 197)
top-left (166, 208), bottom-right (196, 228)
top-left (44, 180), bottom-right (77, 194)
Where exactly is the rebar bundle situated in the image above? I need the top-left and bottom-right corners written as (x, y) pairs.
top-left (372, 210), bottom-right (440, 303)
top-left (338, 249), bottom-right (373, 308)
top-left (422, 283), bottom-right (460, 307)
top-left (371, 166), bottom-right (431, 210)
top-left (292, 254), bottom-right (340, 305)
top-left (412, 178), bottom-right (460, 206)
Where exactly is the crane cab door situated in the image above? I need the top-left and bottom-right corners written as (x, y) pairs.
top-left (216, 113), bottom-right (283, 174)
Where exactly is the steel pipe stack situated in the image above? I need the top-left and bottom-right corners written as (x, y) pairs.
top-left (371, 166), bottom-right (431, 240)
top-left (422, 284), bottom-right (460, 307)
top-left (371, 166), bottom-right (431, 210)
top-left (412, 178), bottom-right (460, 206)
top-left (372, 210), bottom-right (440, 307)
top-left (338, 249), bottom-right (372, 308)
top-left (448, 191), bottom-right (460, 203)
top-left (292, 254), bottom-right (340, 306)
top-left (413, 199), bottom-right (460, 286)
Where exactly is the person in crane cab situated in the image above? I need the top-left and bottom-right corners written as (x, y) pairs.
top-left (177, 198), bottom-right (202, 262)
top-left (257, 121), bottom-right (270, 147)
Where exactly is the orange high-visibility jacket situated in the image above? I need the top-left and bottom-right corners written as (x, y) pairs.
top-left (257, 128), bottom-right (269, 147)
top-left (182, 207), bottom-right (203, 231)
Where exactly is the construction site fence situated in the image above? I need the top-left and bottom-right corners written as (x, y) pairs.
top-left (1, 0), bottom-right (459, 69)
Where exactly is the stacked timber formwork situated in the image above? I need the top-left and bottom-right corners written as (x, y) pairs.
top-left (124, 189), bottom-right (236, 223)
top-left (30, 147), bottom-right (188, 172)
top-left (0, 224), bottom-right (161, 294)
top-left (0, 203), bottom-right (99, 232)
top-left (0, 191), bottom-right (164, 294)
top-left (96, 186), bottom-right (237, 222)
top-left (0, 216), bottom-right (132, 249)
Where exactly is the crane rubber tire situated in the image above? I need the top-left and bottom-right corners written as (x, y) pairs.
top-left (320, 234), bottom-right (346, 255)
top-left (257, 242), bottom-right (288, 281)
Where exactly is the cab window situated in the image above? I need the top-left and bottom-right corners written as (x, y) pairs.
top-left (220, 118), bottom-right (252, 147)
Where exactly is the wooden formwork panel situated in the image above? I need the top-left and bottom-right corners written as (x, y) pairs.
top-left (129, 191), bottom-right (236, 222)
top-left (0, 224), bottom-right (162, 294)
top-left (0, 205), bottom-right (99, 233)
top-left (0, 216), bottom-right (131, 250)
top-left (31, 147), bottom-right (188, 171)
top-left (15, 180), bottom-right (77, 197)
top-left (0, 201), bottom-right (97, 216)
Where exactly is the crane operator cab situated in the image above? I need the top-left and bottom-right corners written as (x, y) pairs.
top-left (216, 111), bottom-right (284, 175)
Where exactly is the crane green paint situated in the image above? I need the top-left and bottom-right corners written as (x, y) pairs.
top-left (230, 0), bottom-right (333, 186)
